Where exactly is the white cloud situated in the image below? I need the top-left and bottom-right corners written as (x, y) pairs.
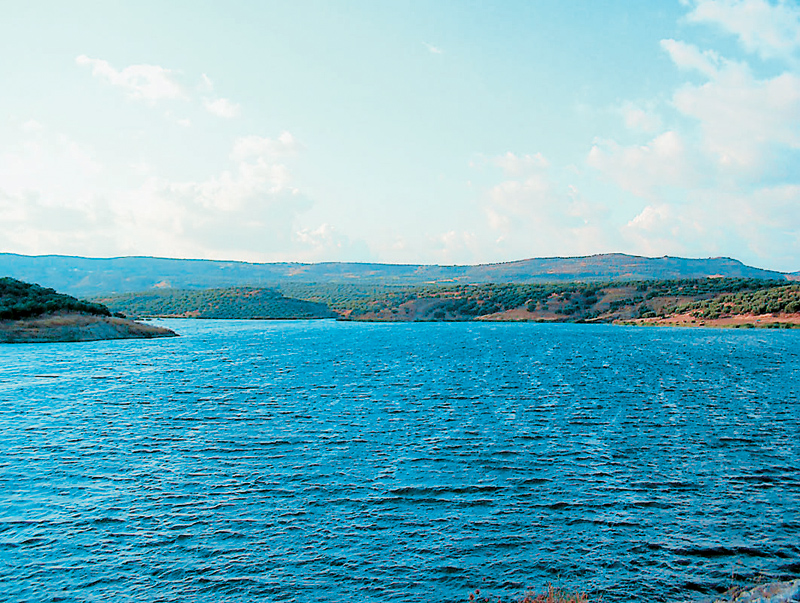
top-left (0, 127), bottom-right (116, 257)
top-left (493, 152), bottom-right (549, 177)
top-left (627, 204), bottom-right (680, 233)
top-left (76, 55), bottom-right (185, 102)
top-left (671, 61), bottom-right (800, 172)
top-left (486, 174), bottom-right (551, 231)
top-left (423, 42), bottom-right (444, 54)
top-left (295, 223), bottom-right (340, 248)
top-left (481, 152), bottom-right (611, 258)
top-left (660, 39), bottom-right (722, 77)
top-left (621, 102), bottom-right (663, 133)
top-left (429, 230), bottom-right (480, 264)
top-left (0, 187), bottom-right (120, 257)
top-left (126, 154), bottom-right (310, 256)
top-left (203, 97), bottom-right (241, 118)
top-left (232, 132), bottom-right (300, 161)
top-left (622, 203), bottom-right (706, 257)
top-left (685, 0), bottom-right (800, 60)
top-left (750, 183), bottom-right (800, 228)
top-left (20, 119), bottom-right (44, 133)
top-left (0, 131), bottom-right (320, 261)
top-left (593, 31), bottom-right (800, 194)
top-left (588, 131), bottom-right (699, 198)
top-left (587, 15), bottom-right (800, 268)
top-left (129, 161), bottom-right (152, 176)
top-left (292, 223), bottom-right (371, 260)
top-left (0, 130), bottom-right (101, 199)
top-left (621, 183), bottom-right (800, 266)
top-left (199, 73), bottom-right (214, 92)
top-left (75, 55), bottom-right (245, 126)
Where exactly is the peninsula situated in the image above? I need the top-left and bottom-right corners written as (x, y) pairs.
top-left (0, 277), bottom-right (176, 343)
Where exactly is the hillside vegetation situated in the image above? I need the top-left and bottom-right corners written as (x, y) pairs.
top-left (0, 277), bottom-right (176, 342)
top-left (308, 278), bottom-right (796, 323)
top-left (1, 277), bottom-right (111, 320)
top-left (98, 278), bottom-right (800, 327)
top-left (98, 287), bottom-right (337, 319)
top-left (671, 285), bottom-right (800, 318)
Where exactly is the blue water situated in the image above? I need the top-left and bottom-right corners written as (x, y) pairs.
top-left (0, 320), bottom-right (798, 602)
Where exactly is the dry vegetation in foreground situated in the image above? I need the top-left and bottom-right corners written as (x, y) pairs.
top-left (466, 578), bottom-right (800, 603)
top-left (469, 584), bottom-right (591, 603)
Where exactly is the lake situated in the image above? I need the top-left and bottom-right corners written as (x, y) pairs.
top-left (0, 320), bottom-right (798, 602)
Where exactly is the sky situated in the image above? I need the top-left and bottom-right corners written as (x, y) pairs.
top-left (1, 0), bottom-right (799, 271)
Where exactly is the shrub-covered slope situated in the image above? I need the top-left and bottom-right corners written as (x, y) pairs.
top-left (304, 278), bottom-right (798, 325)
top-left (93, 278), bottom-right (800, 326)
top-left (98, 287), bottom-right (337, 319)
top-left (0, 277), bottom-right (111, 320)
top-left (0, 277), bottom-right (176, 342)
top-left (671, 285), bottom-right (800, 318)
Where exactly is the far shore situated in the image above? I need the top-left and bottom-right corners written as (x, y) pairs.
top-left (620, 311), bottom-right (800, 329)
top-left (141, 312), bottom-right (800, 328)
top-left (339, 309), bottom-right (800, 328)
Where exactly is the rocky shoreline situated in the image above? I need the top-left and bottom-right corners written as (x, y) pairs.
top-left (690, 579), bottom-right (800, 603)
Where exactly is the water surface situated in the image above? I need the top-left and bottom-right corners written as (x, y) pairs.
top-left (1, 320), bottom-right (798, 602)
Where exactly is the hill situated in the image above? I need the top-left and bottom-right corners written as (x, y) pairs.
top-left (0, 252), bottom-right (791, 297)
top-left (97, 278), bottom-right (800, 328)
top-left (98, 287), bottom-right (336, 319)
top-left (1, 276), bottom-right (110, 320)
top-left (325, 278), bottom-right (799, 326)
top-left (0, 277), bottom-right (176, 342)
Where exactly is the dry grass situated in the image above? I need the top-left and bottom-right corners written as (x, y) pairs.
top-left (0, 313), bottom-right (176, 342)
top-left (469, 584), bottom-right (591, 603)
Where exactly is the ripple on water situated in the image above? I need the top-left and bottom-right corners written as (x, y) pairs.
top-left (0, 321), bottom-right (798, 602)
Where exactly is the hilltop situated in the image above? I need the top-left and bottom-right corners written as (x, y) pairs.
top-left (0, 252), bottom-right (791, 297)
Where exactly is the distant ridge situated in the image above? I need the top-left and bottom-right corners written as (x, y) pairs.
top-left (0, 252), bottom-right (790, 297)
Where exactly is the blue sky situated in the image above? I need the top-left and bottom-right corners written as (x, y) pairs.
top-left (1, 0), bottom-right (799, 271)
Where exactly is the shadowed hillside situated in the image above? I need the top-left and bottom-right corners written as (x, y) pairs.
top-left (97, 287), bottom-right (337, 319)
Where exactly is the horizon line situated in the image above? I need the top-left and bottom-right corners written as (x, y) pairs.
top-left (0, 250), bottom-right (795, 274)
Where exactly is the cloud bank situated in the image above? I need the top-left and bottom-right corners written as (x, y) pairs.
top-left (1, 4), bottom-right (798, 270)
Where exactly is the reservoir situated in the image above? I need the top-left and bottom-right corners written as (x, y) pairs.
top-left (1, 320), bottom-right (798, 602)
